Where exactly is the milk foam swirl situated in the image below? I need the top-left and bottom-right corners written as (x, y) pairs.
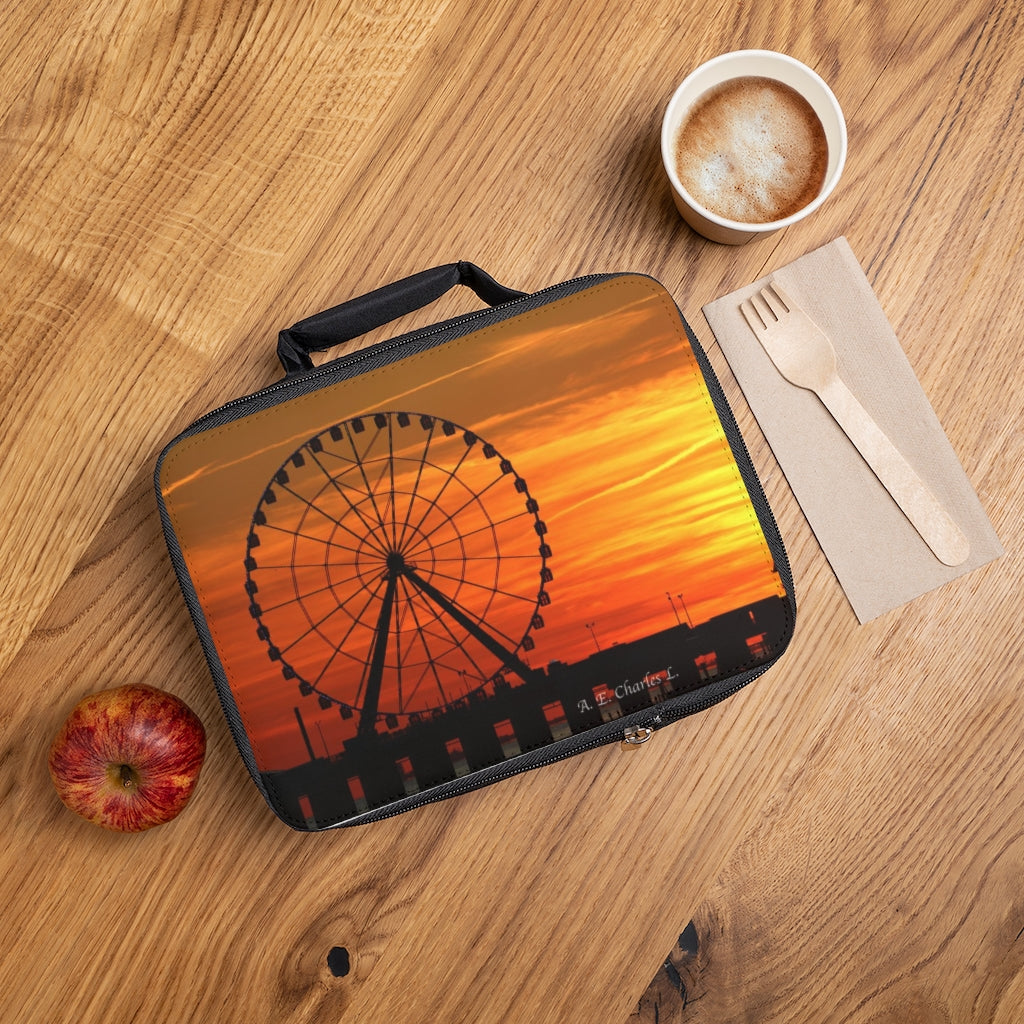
top-left (673, 77), bottom-right (828, 224)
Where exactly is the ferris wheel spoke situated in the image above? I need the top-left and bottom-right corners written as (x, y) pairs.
top-left (332, 577), bottom-right (391, 650)
top-left (396, 579), bottom-right (453, 708)
top-left (363, 454), bottom-right (400, 546)
top-left (400, 491), bottom-right (499, 563)
top-left (403, 628), bottom-right (491, 709)
top-left (310, 593), bottom-right (375, 691)
top-left (276, 603), bottom-right (346, 658)
top-left (315, 534), bottom-right (371, 561)
top-left (423, 565), bottom-right (535, 607)
top-left (253, 563), bottom-right (370, 613)
top-left (410, 509), bottom-right (532, 556)
top-left (344, 420), bottom-right (394, 539)
top-left (430, 553), bottom-right (537, 564)
top-left (255, 561), bottom-right (365, 570)
top-left (352, 459), bottom-right (401, 555)
top-left (407, 474), bottom-right (506, 552)
top-left (393, 582), bottom-right (437, 666)
top-left (403, 442), bottom-right (476, 544)
top-left (319, 567), bottom-right (370, 595)
top-left (396, 419), bottom-right (436, 551)
top-left (403, 565), bottom-right (528, 660)
top-left (416, 610), bottom-right (497, 699)
top-left (280, 574), bottom-right (385, 658)
top-left (401, 484), bottom-right (521, 563)
top-left (257, 579), bottom-right (336, 616)
top-left (306, 448), bottom-right (391, 556)
top-left (404, 660), bottom-right (444, 711)
top-left (343, 461), bottom-right (399, 549)
top-left (275, 483), bottom-right (353, 534)
top-left (259, 521), bottom-right (339, 548)
top-left (311, 632), bottom-right (357, 690)
top-left (400, 522), bottom-right (468, 565)
top-left (386, 417), bottom-right (400, 548)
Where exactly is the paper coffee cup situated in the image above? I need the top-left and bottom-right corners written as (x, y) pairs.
top-left (661, 51), bottom-right (847, 244)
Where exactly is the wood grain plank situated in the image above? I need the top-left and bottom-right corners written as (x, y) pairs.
top-left (630, 614), bottom-right (1024, 1022)
top-left (2, 0), bottom-right (1022, 1021)
top-left (629, 2), bottom-right (1024, 1017)
top-left (0, 0), bottom-right (457, 675)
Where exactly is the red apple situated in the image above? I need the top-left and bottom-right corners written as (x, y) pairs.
top-left (48, 683), bottom-right (206, 832)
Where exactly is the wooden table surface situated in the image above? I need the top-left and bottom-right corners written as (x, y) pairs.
top-left (2, 1), bottom-right (1021, 1021)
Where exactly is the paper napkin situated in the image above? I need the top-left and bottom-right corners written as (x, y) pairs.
top-left (703, 237), bottom-right (1003, 623)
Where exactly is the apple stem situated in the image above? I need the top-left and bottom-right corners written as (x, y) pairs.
top-left (119, 764), bottom-right (136, 789)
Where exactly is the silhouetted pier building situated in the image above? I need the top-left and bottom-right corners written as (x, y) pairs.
top-left (264, 595), bottom-right (788, 826)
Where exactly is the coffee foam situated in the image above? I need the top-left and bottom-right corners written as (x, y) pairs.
top-left (673, 77), bottom-right (828, 224)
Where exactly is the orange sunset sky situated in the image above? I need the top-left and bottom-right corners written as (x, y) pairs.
top-left (163, 281), bottom-right (784, 770)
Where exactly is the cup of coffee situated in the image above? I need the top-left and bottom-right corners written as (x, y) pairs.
top-left (661, 51), bottom-right (846, 244)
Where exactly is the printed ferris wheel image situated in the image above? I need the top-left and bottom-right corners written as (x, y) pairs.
top-left (244, 411), bottom-right (553, 738)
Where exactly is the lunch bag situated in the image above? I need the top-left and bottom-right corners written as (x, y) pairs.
top-left (155, 263), bottom-right (795, 829)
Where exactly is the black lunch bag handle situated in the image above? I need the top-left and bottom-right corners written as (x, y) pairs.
top-left (277, 261), bottom-right (526, 375)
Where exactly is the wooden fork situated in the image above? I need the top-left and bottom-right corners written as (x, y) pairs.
top-left (740, 280), bottom-right (970, 567)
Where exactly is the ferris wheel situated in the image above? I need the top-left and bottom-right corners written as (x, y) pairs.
top-left (244, 411), bottom-right (552, 738)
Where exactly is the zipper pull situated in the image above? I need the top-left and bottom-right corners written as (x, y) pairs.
top-left (621, 724), bottom-right (655, 749)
